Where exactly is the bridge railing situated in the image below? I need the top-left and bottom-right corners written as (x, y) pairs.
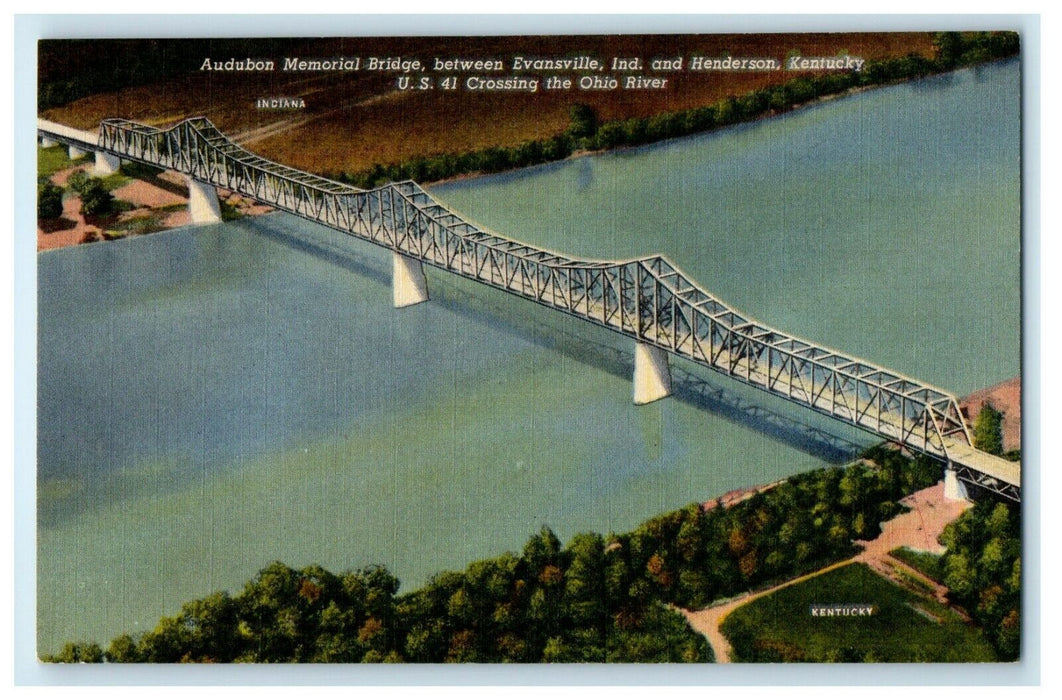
top-left (96, 116), bottom-right (974, 461)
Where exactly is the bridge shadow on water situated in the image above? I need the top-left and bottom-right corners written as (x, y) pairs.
top-left (497, 324), bottom-right (869, 465)
top-left (254, 216), bottom-right (869, 465)
top-left (253, 214), bottom-right (392, 287)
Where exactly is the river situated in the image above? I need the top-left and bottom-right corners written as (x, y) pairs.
top-left (36, 59), bottom-right (1020, 653)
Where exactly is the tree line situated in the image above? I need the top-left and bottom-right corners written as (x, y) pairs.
top-left (335, 32), bottom-right (1019, 189)
top-left (939, 499), bottom-right (1021, 660)
top-left (46, 445), bottom-right (946, 663)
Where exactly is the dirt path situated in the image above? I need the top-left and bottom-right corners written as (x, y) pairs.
top-left (681, 558), bottom-right (855, 663)
top-left (850, 482), bottom-right (969, 605)
top-left (680, 481), bottom-right (970, 663)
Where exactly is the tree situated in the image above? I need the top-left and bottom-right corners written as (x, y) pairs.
top-left (974, 403), bottom-right (1004, 455)
top-left (933, 32), bottom-right (964, 68)
top-left (522, 526), bottom-right (562, 573)
top-left (79, 179), bottom-right (115, 217)
top-left (44, 641), bottom-right (103, 663)
top-left (567, 103), bottom-right (598, 139)
top-left (38, 182), bottom-right (64, 219)
top-left (542, 635), bottom-right (570, 662)
top-left (564, 532), bottom-right (606, 627)
top-left (998, 608), bottom-right (1021, 659)
top-left (105, 634), bottom-right (140, 662)
top-left (940, 500), bottom-right (1021, 661)
top-left (66, 169), bottom-right (91, 195)
top-left (595, 122), bottom-right (627, 149)
top-left (646, 113), bottom-right (678, 140)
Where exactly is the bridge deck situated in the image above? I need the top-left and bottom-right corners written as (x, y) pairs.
top-left (37, 116), bottom-right (1021, 501)
top-left (943, 438), bottom-right (1021, 500)
top-left (37, 118), bottom-right (97, 149)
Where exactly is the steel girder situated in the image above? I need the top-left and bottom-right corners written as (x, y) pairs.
top-left (951, 463), bottom-right (1022, 502)
top-left (91, 117), bottom-right (990, 474)
top-left (36, 131), bottom-right (95, 151)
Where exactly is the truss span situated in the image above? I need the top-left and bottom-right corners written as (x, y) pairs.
top-left (85, 116), bottom-right (1017, 499)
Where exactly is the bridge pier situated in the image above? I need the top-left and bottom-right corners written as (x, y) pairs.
top-left (40, 136), bottom-right (57, 148)
top-left (392, 252), bottom-right (429, 308)
top-left (633, 341), bottom-right (672, 405)
top-left (68, 145), bottom-right (88, 160)
top-left (184, 176), bottom-right (223, 224)
top-left (94, 151), bottom-right (121, 176)
top-left (944, 463), bottom-right (970, 502)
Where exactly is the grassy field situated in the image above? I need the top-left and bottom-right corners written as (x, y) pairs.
top-left (40, 34), bottom-right (938, 175)
top-left (890, 547), bottom-right (944, 583)
top-left (37, 145), bottom-right (81, 179)
top-left (720, 563), bottom-right (997, 662)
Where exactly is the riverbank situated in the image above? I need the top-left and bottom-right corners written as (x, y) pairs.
top-left (40, 33), bottom-right (943, 176)
top-left (337, 35), bottom-right (1019, 189)
top-left (702, 479), bottom-right (784, 512)
top-left (37, 152), bottom-right (273, 252)
top-left (711, 375), bottom-right (1022, 517)
top-left (38, 32), bottom-right (1018, 246)
top-left (679, 374), bottom-right (1020, 662)
top-left (44, 449), bottom-right (946, 662)
top-left (33, 65), bottom-right (887, 251)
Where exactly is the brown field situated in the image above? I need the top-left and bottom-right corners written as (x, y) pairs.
top-left (41, 33), bottom-right (937, 175)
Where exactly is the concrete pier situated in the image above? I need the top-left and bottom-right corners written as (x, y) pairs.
top-left (68, 145), bottom-right (87, 160)
top-left (944, 464), bottom-right (970, 502)
top-left (392, 252), bottom-right (429, 308)
top-left (633, 341), bottom-right (672, 405)
top-left (94, 151), bottom-right (121, 176)
top-left (40, 137), bottom-right (57, 148)
top-left (185, 176), bottom-right (223, 224)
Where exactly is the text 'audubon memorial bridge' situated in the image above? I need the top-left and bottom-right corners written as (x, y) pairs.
top-left (37, 116), bottom-right (1021, 502)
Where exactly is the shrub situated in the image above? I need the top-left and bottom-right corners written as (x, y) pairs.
top-left (80, 180), bottom-right (115, 217)
top-left (973, 403), bottom-right (1004, 455)
top-left (37, 182), bottom-right (64, 219)
top-left (66, 169), bottom-right (91, 195)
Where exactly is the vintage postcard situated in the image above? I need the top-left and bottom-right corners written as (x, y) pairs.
top-left (31, 25), bottom-right (1025, 673)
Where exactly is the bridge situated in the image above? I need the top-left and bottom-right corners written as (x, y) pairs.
top-left (37, 116), bottom-right (1021, 503)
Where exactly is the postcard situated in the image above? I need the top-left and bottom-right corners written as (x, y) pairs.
top-left (28, 23), bottom-right (1027, 675)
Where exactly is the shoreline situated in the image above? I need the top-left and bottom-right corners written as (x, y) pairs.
top-left (357, 54), bottom-right (1018, 191)
top-left (422, 82), bottom-right (886, 190)
top-left (702, 479), bottom-right (786, 512)
top-left (36, 78), bottom-right (891, 247)
top-left (960, 376), bottom-right (1022, 453)
top-left (36, 160), bottom-right (274, 253)
top-left (37, 53), bottom-right (1018, 249)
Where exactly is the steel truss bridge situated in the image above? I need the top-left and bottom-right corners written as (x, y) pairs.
top-left (38, 116), bottom-right (1021, 502)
